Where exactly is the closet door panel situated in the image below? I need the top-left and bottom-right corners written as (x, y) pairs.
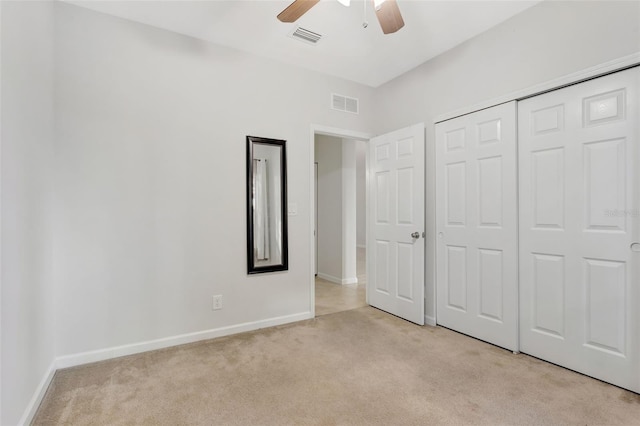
top-left (519, 67), bottom-right (639, 393)
top-left (436, 101), bottom-right (518, 352)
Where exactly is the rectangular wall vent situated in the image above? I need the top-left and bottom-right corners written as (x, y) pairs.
top-left (290, 27), bottom-right (322, 45)
top-left (331, 93), bottom-right (359, 114)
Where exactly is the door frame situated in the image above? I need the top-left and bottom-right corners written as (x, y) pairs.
top-left (309, 125), bottom-right (372, 317)
top-left (314, 162), bottom-right (318, 276)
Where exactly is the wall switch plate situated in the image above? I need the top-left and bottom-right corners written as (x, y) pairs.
top-left (212, 295), bottom-right (223, 311)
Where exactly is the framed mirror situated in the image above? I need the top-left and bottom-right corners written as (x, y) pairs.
top-left (246, 136), bottom-right (288, 274)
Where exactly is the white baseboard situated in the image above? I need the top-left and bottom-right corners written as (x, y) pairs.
top-left (56, 312), bottom-right (312, 369)
top-left (317, 272), bottom-right (341, 284)
top-left (19, 360), bottom-right (57, 426)
top-left (425, 315), bottom-right (437, 327)
top-left (317, 272), bottom-right (358, 285)
top-left (19, 312), bottom-right (312, 424)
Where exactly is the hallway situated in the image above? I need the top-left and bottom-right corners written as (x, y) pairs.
top-left (315, 247), bottom-right (366, 316)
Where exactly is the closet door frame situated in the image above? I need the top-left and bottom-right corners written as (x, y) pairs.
top-left (434, 54), bottom-right (640, 124)
top-left (433, 60), bottom-right (640, 394)
top-left (431, 56), bottom-right (640, 326)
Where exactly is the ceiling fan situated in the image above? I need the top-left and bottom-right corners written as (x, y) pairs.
top-left (277, 0), bottom-right (405, 35)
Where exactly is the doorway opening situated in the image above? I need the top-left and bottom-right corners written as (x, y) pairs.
top-left (310, 126), bottom-right (370, 317)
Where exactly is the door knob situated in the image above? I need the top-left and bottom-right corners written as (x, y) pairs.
top-left (411, 232), bottom-right (420, 239)
top-left (631, 243), bottom-right (640, 253)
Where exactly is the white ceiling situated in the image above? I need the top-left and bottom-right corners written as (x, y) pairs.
top-left (66, 0), bottom-right (541, 87)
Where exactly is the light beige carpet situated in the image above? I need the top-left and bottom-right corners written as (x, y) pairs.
top-left (34, 307), bottom-right (640, 425)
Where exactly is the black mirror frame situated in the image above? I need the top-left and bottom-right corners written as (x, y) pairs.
top-left (246, 136), bottom-right (288, 274)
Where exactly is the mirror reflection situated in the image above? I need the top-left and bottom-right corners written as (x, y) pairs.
top-left (246, 136), bottom-right (288, 273)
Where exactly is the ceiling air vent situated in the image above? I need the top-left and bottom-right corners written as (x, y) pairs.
top-left (290, 27), bottom-right (322, 45)
top-left (331, 93), bottom-right (359, 114)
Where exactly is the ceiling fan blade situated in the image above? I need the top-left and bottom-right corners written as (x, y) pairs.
top-left (277, 0), bottom-right (321, 23)
top-left (374, 0), bottom-right (405, 34)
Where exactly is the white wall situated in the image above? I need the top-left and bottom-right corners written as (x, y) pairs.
top-left (373, 0), bottom-right (640, 322)
top-left (341, 139), bottom-right (357, 283)
top-left (315, 135), bottom-right (343, 282)
top-left (355, 140), bottom-right (366, 248)
top-left (52, 2), bottom-right (374, 357)
top-left (0, 2), bottom-right (56, 425)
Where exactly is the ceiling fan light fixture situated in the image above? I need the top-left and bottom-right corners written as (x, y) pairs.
top-left (374, 0), bottom-right (386, 10)
top-left (277, 0), bottom-right (403, 35)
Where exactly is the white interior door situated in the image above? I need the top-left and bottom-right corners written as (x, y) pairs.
top-left (435, 102), bottom-right (519, 351)
top-left (367, 123), bottom-right (425, 325)
top-left (519, 67), bottom-right (639, 392)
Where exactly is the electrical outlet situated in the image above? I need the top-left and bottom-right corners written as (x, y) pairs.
top-left (212, 295), bottom-right (223, 311)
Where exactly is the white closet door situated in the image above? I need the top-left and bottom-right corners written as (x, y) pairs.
top-left (519, 67), bottom-right (639, 392)
top-left (435, 101), bottom-right (518, 351)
